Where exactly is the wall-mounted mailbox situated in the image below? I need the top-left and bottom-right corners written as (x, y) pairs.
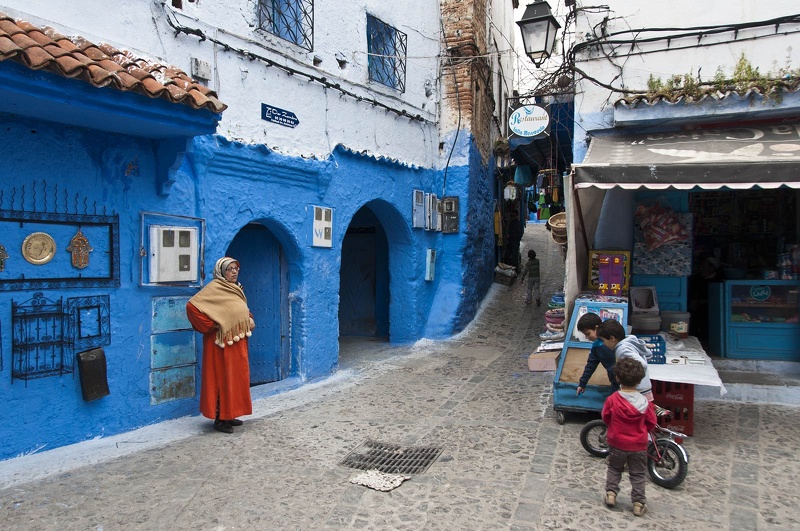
top-left (441, 196), bottom-right (459, 233)
top-left (77, 348), bottom-right (110, 402)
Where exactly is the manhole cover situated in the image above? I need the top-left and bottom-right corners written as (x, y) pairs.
top-left (340, 440), bottom-right (444, 475)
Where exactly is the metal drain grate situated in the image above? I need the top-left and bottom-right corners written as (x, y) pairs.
top-left (340, 440), bottom-right (444, 475)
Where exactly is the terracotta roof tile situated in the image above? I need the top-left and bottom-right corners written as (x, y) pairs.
top-left (0, 11), bottom-right (226, 113)
top-left (18, 43), bottom-right (53, 68)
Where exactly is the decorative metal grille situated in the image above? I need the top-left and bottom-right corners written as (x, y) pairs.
top-left (367, 15), bottom-right (407, 92)
top-left (257, 0), bottom-right (314, 51)
top-left (340, 440), bottom-right (444, 475)
top-left (67, 295), bottom-right (111, 352)
top-left (12, 292), bottom-right (71, 383)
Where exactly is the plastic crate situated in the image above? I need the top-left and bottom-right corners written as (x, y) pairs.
top-left (636, 334), bottom-right (666, 364)
top-left (652, 380), bottom-right (695, 436)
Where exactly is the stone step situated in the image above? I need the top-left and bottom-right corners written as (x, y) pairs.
top-left (696, 359), bottom-right (800, 405)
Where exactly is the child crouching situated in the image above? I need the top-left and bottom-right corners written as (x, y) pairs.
top-left (601, 356), bottom-right (657, 517)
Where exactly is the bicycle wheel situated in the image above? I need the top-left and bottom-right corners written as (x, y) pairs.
top-left (648, 439), bottom-right (688, 489)
top-left (580, 419), bottom-right (609, 458)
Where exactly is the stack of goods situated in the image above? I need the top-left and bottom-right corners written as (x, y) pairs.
top-left (540, 292), bottom-right (566, 340)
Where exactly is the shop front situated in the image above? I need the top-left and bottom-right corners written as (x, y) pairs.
top-left (565, 123), bottom-right (800, 361)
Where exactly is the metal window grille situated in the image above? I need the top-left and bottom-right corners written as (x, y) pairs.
top-left (11, 293), bottom-right (71, 383)
top-left (258, 0), bottom-right (314, 51)
top-left (367, 15), bottom-right (407, 92)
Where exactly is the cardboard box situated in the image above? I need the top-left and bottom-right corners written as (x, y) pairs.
top-left (528, 351), bottom-right (560, 372)
top-left (494, 272), bottom-right (515, 286)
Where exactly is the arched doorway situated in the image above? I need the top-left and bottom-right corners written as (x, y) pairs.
top-left (339, 207), bottom-right (389, 339)
top-left (227, 223), bottom-right (289, 385)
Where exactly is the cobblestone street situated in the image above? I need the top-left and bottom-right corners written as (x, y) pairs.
top-left (1, 223), bottom-right (798, 530)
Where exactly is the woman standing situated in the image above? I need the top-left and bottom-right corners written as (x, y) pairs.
top-left (186, 257), bottom-right (255, 434)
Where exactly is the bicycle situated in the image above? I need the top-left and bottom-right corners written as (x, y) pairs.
top-left (579, 406), bottom-right (690, 489)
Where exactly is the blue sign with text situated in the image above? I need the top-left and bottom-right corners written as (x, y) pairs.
top-left (261, 104), bottom-right (299, 128)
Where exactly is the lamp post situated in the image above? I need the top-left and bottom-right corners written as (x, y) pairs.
top-left (517, 1), bottom-right (561, 68)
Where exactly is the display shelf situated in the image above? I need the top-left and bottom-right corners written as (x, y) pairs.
top-left (709, 280), bottom-right (800, 360)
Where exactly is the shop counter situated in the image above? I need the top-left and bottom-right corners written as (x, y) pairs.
top-left (649, 334), bottom-right (725, 436)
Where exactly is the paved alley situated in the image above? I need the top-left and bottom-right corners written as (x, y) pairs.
top-left (1, 223), bottom-right (798, 530)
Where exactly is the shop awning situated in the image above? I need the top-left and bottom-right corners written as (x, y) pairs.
top-left (573, 126), bottom-right (800, 190)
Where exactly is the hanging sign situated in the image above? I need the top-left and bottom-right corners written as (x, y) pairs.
top-left (509, 105), bottom-right (549, 137)
top-left (261, 103), bottom-right (299, 128)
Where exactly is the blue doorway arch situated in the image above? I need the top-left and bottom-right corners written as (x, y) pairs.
top-left (227, 223), bottom-right (289, 384)
top-left (339, 207), bottom-right (389, 338)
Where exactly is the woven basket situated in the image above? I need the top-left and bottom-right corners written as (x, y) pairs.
top-left (549, 212), bottom-right (567, 237)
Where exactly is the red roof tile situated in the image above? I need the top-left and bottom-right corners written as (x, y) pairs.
top-left (0, 11), bottom-right (226, 113)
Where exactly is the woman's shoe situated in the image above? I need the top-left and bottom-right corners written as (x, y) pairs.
top-left (214, 420), bottom-right (233, 434)
top-left (227, 419), bottom-right (243, 426)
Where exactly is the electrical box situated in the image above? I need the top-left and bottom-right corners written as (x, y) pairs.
top-left (312, 205), bottom-right (333, 247)
top-left (441, 196), bottom-right (459, 233)
top-left (425, 248), bottom-right (436, 281)
top-left (149, 225), bottom-right (198, 283)
top-left (412, 189), bottom-right (425, 228)
top-left (425, 193), bottom-right (440, 231)
top-left (191, 57), bottom-right (211, 80)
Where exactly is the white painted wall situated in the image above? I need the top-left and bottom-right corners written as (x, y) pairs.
top-left (573, 0), bottom-right (800, 154)
top-left (0, 0), bottom-right (442, 165)
top-left (488, 0), bottom-right (518, 137)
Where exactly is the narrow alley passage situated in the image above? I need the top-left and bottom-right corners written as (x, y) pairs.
top-left (0, 224), bottom-right (798, 530)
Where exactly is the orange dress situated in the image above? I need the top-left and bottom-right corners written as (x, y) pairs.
top-left (186, 302), bottom-right (253, 421)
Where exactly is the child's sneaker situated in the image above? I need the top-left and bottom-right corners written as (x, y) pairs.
top-left (633, 502), bottom-right (647, 516)
top-left (604, 491), bottom-right (616, 507)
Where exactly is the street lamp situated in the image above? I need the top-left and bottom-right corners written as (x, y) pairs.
top-left (517, 1), bottom-right (561, 68)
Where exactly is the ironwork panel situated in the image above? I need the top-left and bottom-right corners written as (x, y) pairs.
top-left (151, 296), bottom-right (192, 333)
top-left (257, 0), bottom-right (314, 51)
top-left (67, 295), bottom-right (111, 351)
top-left (367, 14), bottom-right (407, 92)
top-left (11, 292), bottom-right (70, 382)
top-left (151, 331), bottom-right (195, 369)
top-left (149, 365), bottom-right (195, 405)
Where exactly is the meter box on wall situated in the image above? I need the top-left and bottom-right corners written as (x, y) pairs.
top-left (441, 196), bottom-right (459, 233)
top-left (425, 248), bottom-right (436, 281)
top-left (412, 189), bottom-right (425, 228)
top-left (425, 193), bottom-right (440, 231)
top-left (149, 226), bottom-right (198, 283)
top-left (312, 205), bottom-right (333, 247)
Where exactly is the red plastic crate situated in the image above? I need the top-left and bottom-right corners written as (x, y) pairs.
top-left (652, 380), bottom-right (694, 436)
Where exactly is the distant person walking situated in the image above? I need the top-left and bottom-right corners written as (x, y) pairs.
top-left (186, 257), bottom-right (255, 434)
top-left (519, 249), bottom-right (541, 306)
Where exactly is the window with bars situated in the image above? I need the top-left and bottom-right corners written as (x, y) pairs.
top-left (367, 14), bottom-right (407, 92)
top-left (257, 0), bottom-right (314, 51)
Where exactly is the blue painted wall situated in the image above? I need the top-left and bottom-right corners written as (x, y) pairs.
top-left (0, 121), bottom-right (497, 460)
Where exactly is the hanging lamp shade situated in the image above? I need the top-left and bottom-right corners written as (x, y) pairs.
top-left (517, 1), bottom-right (561, 68)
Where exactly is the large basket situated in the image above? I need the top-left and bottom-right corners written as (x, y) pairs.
top-left (549, 212), bottom-right (567, 236)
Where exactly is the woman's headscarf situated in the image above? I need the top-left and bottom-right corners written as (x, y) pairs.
top-left (213, 257), bottom-right (240, 283)
top-left (188, 257), bottom-right (252, 347)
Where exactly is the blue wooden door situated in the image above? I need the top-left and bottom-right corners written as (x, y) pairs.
top-left (340, 229), bottom-right (377, 336)
top-left (339, 208), bottom-right (390, 338)
top-left (227, 224), bottom-right (287, 384)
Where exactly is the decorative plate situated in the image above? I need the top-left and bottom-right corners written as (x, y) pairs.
top-left (22, 232), bottom-right (57, 265)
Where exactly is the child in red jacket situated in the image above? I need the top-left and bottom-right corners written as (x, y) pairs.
top-left (601, 356), bottom-right (657, 517)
